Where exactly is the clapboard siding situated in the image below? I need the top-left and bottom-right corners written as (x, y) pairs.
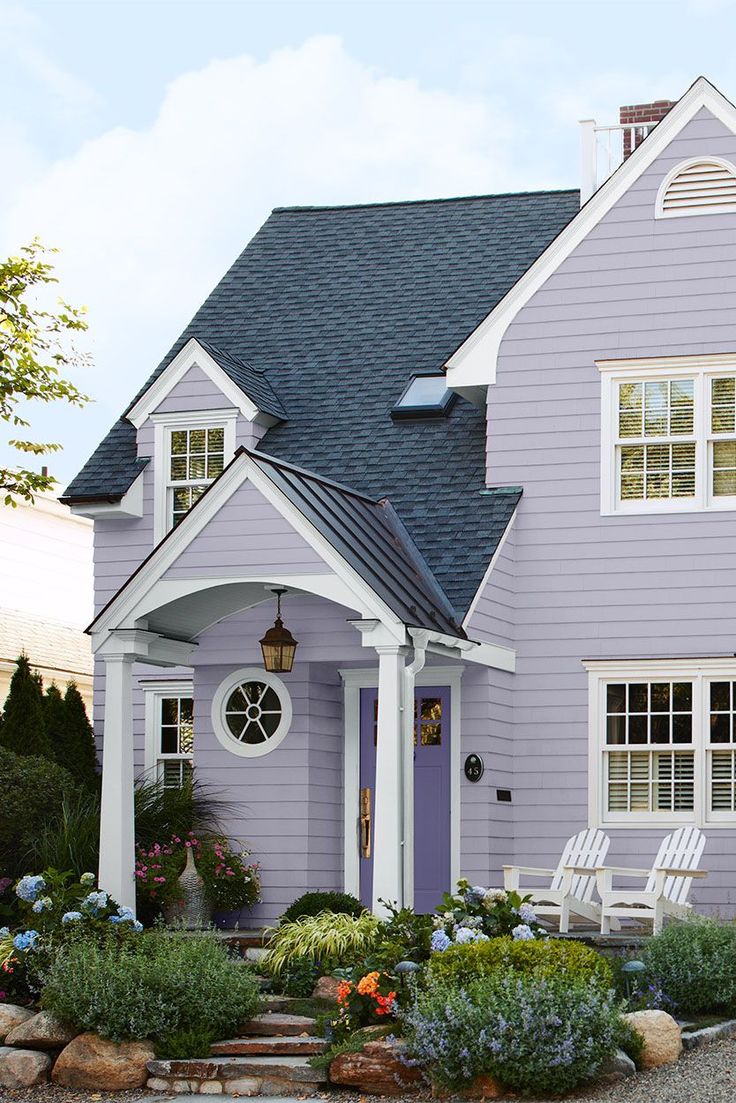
top-left (486, 106), bottom-right (736, 911)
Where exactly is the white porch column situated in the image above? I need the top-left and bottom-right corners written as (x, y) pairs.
top-left (372, 645), bottom-right (405, 915)
top-left (98, 654), bottom-right (136, 912)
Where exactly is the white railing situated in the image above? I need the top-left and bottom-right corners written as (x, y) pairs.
top-left (579, 120), bottom-right (657, 205)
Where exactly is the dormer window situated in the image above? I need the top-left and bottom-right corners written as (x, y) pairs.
top-left (392, 374), bottom-right (454, 420)
top-left (152, 409), bottom-right (237, 542)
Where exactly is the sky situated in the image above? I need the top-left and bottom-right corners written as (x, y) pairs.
top-left (2, 0), bottom-right (736, 488)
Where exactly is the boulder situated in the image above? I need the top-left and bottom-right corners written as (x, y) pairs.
top-left (622, 1010), bottom-right (682, 1069)
top-left (52, 1032), bottom-right (156, 1090)
top-left (312, 974), bottom-right (342, 1000)
top-left (0, 1005), bottom-right (34, 1043)
top-left (330, 1037), bottom-right (423, 1095)
top-left (432, 1074), bottom-right (503, 1100)
top-left (0, 1045), bottom-right (52, 1088)
top-left (5, 1010), bottom-right (78, 1049)
top-left (599, 1048), bottom-right (637, 1082)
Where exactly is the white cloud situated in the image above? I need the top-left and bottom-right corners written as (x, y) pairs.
top-left (0, 34), bottom-right (531, 483)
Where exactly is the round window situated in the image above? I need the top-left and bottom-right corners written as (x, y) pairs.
top-left (211, 668), bottom-right (292, 758)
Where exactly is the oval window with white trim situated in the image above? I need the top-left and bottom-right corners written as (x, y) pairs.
top-left (211, 668), bottom-right (292, 758)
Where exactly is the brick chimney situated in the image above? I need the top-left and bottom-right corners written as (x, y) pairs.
top-left (620, 99), bottom-right (676, 158)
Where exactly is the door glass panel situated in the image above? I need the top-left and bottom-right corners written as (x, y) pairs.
top-left (417, 696), bottom-right (443, 746)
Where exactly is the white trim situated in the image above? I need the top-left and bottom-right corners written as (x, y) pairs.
top-left (69, 472), bottom-right (145, 521)
top-left (598, 354), bottom-right (736, 515)
top-left (152, 409), bottom-right (238, 545)
top-left (462, 505), bottom-right (518, 628)
top-left (143, 679), bottom-right (194, 777)
top-left (128, 337), bottom-right (263, 428)
top-left (655, 155), bottom-right (736, 219)
top-left (211, 667), bottom-right (293, 758)
top-left (339, 663), bottom-right (463, 907)
top-left (585, 657), bottom-right (736, 829)
top-left (445, 78), bottom-right (736, 397)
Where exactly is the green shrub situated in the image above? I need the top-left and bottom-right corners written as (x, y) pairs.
top-left (0, 654), bottom-right (52, 759)
top-left (427, 934), bottom-right (612, 990)
top-left (617, 1017), bottom-right (645, 1068)
top-left (644, 917), bottom-right (736, 1015)
top-left (41, 930), bottom-right (260, 1048)
top-left (0, 749), bottom-right (79, 877)
top-left (281, 891), bottom-right (365, 923)
top-left (363, 903), bottom-right (434, 971)
top-left (262, 911), bottom-right (381, 977)
top-left (266, 953), bottom-right (321, 998)
top-left (403, 974), bottom-right (621, 1095)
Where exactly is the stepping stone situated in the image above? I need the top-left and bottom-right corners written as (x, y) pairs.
top-left (219, 1055), bottom-right (327, 1085)
top-left (212, 1035), bottom-right (326, 1057)
top-left (240, 1013), bottom-right (317, 1037)
top-left (259, 995), bottom-right (291, 1013)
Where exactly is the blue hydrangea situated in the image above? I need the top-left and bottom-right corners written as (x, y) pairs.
top-left (463, 884), bottom-right (487, 906)
top-left (116, 906), bottom-right (136, 921)
top-left (61, 912), bottom-right (83, 925)
top-left (80, 872), bottom-right (96, 886)
top-left (82, 890), bottom-right (109, 915)
top-left (132, 920), bottom-right (143, 933)
top-left (454, 926), bottom-right (481, 945)
top-left (518, 902), bottom-right (537, 924)
top-left (0, 926), bottom-right (9, 938)
top-left (31, 896), bottom-right (53, 914)
top-left (431, 930), bottom-right (451, 952)
top-left (15, 875), bottom-right (46, 903)
top-left (13, 930), bottom-right (39, 951)
top-left (512, 923), bottom-right (536, 941)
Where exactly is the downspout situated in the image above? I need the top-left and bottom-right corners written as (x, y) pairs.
top-left (402, 630), bottom-right (429, 907)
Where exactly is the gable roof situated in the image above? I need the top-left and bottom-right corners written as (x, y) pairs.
top-left (64, 188), bottom-right (580, 615)
top-left (446, 77), bottom-right (736, 396)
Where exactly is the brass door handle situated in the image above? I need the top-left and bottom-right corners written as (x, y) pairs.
top-left (360, 787), bottom-right (371, 858)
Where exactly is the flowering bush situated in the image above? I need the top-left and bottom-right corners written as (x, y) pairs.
top-left (135, 833), bottom-right (260, 917)
top-left (403, 974), bottom-right (622, 1095)
top-left (332, 970), bottom-right (398, 1039)
top-left (432, 879), bottom-right (547, 948)
top-left (642, 917), bottom-right (736, 1015)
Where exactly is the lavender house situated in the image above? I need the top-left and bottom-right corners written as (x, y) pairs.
top-left (64, 76), bottom-right (736, 923)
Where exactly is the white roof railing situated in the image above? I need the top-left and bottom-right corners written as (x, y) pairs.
top-left (579, 119), bottom-right (657, 205)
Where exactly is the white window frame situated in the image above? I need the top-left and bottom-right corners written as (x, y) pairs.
top-left (143, 679), bottom-right (194, 785)
top-left (585, 657), bottom-right (736, 828)
top-left (152, 409), bottom-right (237, 544)
top-left (211, 667), bottom-right (293, 759)
top-left (599, 354), bottom-right (736, 515)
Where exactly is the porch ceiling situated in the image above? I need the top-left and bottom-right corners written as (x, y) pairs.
top-left (144, 581), bottom-right (274, 639)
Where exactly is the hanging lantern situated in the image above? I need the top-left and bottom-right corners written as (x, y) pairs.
top-left (260, 588), bottom-right (298, 673)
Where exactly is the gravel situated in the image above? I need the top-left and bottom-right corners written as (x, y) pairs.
top-left (4, 1034), bottom-right (736, 1102)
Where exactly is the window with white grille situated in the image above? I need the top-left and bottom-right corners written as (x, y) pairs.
top-left (600, 357), bottom-right (736, 513)
top-left (656, 158), bottom-right (736, 218)
top-left (168, 426), bottom-right (225, 529)
top-left (588, 661), bottom-right (736, 826)
top-left (144, 684), bottom-right (194, 787)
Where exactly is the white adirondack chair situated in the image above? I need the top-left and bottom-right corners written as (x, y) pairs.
top-left (503, 828), bottom-right (613, 933)
top-left (597, 826), bottom-right (707, 935)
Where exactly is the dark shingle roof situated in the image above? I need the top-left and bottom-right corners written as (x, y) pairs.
top-left (64, 189), bottom-right (580, 615)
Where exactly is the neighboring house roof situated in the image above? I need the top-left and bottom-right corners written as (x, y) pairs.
top-left (64, 189), bottom-right (580, 615)
top-left (0, 608), bottom-right (93, 682)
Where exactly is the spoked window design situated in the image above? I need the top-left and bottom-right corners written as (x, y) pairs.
top-left (225, 680), bottom-right (283, 745)
top-left (212, 668), bottom-right (293, 758)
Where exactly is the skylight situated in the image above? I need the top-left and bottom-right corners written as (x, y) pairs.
top-left (392, 374), bottom-right (455, 420)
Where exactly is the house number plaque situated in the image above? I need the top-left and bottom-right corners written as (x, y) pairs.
top-left (464, 754), bottom-right (484, 782)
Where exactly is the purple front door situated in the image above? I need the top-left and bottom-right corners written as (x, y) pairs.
top-left (359, 685), bottom-right (451, 914)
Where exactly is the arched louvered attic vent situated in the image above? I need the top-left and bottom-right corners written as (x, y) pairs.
top-left (656, 157), bottom-right (736, 218)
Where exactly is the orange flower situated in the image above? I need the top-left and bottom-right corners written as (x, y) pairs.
top-left (336, 980), bottom-right (353, 1006)
top-left (357, 971), bottom-right (380, 996)
top-left (374, 992), bottom-right (397, 1016)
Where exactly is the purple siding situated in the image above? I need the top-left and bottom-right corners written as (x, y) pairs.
top-left (154, 364), bottom-right (237, 414)
top-left (485, 106), bottom-right (736, 909)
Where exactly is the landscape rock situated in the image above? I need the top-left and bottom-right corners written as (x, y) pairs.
top-left (52, 1032), bottom-right (155, 1090)
top-left (432, 1074), bottom-right (503, 1099)
top-left (226, 1076), bottom-right (263, 1094)
top-left (0, 1005), bottom-right (34, 1043)
top-left (330, 1037), bottom-right (423, 1095)
top-left (599, 1048), bottom-right (637, 1081)
top-left (623, 1010), bottom-right (682, 1068)
top-left (0, 1045), bottom-right (52, 1088)
top-left (200, 1082), bottom-right (224, 1094)
top-left (5, 1010), bottom-right (78, 1049)
top-left (312, 974), bottom-right (342, 1000)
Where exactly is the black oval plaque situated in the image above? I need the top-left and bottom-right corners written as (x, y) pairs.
top-left (464, 753), bottom-right (484, 782)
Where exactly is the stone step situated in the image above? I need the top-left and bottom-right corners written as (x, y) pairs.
top-left (259, 995), bottom-right (291, 1013)
top-left (212, 1035), bottom-right (326, 1057)
top-left (147, 1055), bottom-right (328, 1098)
top-left (240, 1013), bottom-right (317, 1037)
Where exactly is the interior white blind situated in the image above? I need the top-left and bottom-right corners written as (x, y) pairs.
top-left (662, 160), bottom-right (736, 214)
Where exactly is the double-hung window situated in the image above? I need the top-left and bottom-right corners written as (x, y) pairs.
top-left (144, 683), bottom-right (194, 788)
top-left (587, 660), bottom-right (736, 826)
top-left (600, 355), bottom-right (736, 513)
top-left (152, 411), bottom-right (237, 542)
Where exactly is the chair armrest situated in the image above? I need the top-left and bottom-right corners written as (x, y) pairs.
top-left (562, 865), bottom-right (598, 876)
top-left (655, 867), bottom-right (707, 878)
top-left (502, 865), bottom-right (555, 877)
top-left (595, 866), bottom-right (651, 877)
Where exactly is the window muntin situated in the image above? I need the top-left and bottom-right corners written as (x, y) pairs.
top-left (709, 377), bottom-right (736, 499)
top-left (157, 695), bottom-right (194, 789)
top-left (591, 665), bottom-right (736, 826)
top-left (167, 426), bottom-right (225, 529)
top-left (211, 668), bottom-right (292, 758)
top-left (616, 379), bottom-right (695, 502)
